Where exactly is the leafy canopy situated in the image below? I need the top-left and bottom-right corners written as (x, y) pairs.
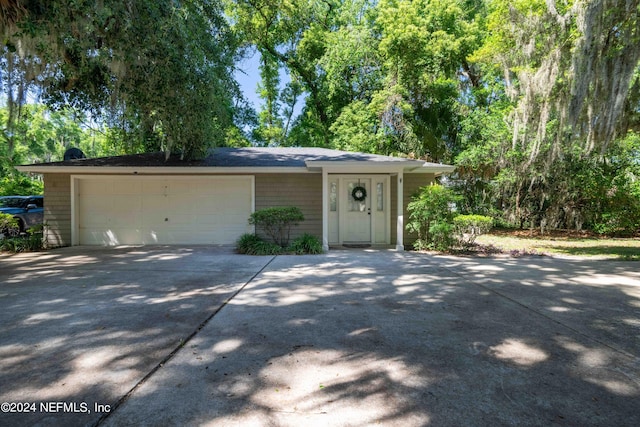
top-left (2, 0), bottom-right (240, 159)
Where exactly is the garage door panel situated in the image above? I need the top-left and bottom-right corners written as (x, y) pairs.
top-left (112, 180), bottom-right (143, 195)
top-left (80, 180), bottom-right (112, 195)
top-left (142, 180), bottom-right (171, 195)
top-left (77, 176), bottom-right (253, 245)
top-left (106, 196), bottom-right (143, 228)
top-left (171, 193), bottom-right (198, 208)
top-left (143, 215), bottom-right (168, 228)
top-left (142, 194), bottom-right (167, 212)
top-left (80, 228), bottom-right (142, 246)
top-left (167, 181), bottom-right (194, 195)
top-left (201, 196), bottom-right (250, 211)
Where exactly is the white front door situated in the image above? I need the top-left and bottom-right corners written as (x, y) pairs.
top-left (343, 178), bottom-right (372, 242)
top-left (327, 175), bottom-right (390, 246)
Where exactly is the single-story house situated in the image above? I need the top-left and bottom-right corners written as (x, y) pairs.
top-left (17, 147), bottom-right (455, 251)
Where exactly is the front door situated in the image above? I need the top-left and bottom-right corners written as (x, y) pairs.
top-left (343, 178), bottom-right (371, 242)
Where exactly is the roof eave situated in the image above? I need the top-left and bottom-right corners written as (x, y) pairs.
top-left (305, 160), bottom-right (424, 173)
top-left (305, 160), bottom-right (455, 175)
top-left (407, 164), bottom-right (457, 175)
top-left (17, 162), bottom-right (456, 175)
top-left (15, 165), bottom-right (311, 174)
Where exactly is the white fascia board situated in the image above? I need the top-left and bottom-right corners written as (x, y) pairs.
top-left (305, 160), bottom-right (455, 175)
top-left (305, 161), bottom-right (416, 174)
top-left (17, 162), bottom-right (455, 175)
top-left (16, 166), bottom-right (311, 174)
top-left (406, 164), bottom-right (456, 175)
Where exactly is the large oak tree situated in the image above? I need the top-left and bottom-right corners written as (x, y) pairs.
top-left (1, 0), bottom-right (240, 159)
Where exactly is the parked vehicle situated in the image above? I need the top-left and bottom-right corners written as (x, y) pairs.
top-left (0, 196), bottom-right (44, 236)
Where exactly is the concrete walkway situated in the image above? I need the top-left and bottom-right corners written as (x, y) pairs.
top-left (1, 247), bottom-right (639, 426)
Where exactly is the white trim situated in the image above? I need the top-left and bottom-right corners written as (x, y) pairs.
top-left (396, 171), bottom-right (405, 251)
top-left (405, 166), bottom-right (456, 174)
top-left (307, 163), bottom-right (416, 174)
top-left (70, 176), bottom-right (79, 245)
top-left (250, 176), bottom-right (256, 235)
top-left (321, 169), bottom-right (329, 252)
top-left (306, 161), bottom-right (455, 175)
top-left (18, 166), bottom-right (310, 174)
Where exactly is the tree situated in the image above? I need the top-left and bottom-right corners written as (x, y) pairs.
top-left (372, 0), bottom-right (482, 160)
top-left (225, 0), bottom-right (342, 146)
top-left (1, 0), bottom-right (240, 160)
top-left (0, 104), bottom-right (120, 195)
top-left (458, 0), bottom-right (640, 230)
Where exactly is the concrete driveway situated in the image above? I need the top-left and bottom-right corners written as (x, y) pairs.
top-left (0, 247), bottom-right (639, 426)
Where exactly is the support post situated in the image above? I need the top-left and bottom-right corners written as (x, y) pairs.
top-left (322, 169), bottom-right (330, 252)
top-left (396, 170), bottom-right (404, 251)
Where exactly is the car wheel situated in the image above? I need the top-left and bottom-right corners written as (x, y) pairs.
top-left (5, 220), bottom-right (22, 237)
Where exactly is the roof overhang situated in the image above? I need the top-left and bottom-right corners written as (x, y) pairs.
top-left (15, 165), bottom-right (311, 175)
top-left (405, 164), bottom-right (457, 175)
top-left (305, 160), bottom-right (455, 175)
top-left (17, 159), bottom-right (456, 176)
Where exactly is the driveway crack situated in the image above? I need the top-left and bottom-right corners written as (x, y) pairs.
top-left (92, 255), bottom-right (278, 427)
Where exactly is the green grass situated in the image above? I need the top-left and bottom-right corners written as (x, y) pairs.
top-left (475, 233), bottom-right (640, 260)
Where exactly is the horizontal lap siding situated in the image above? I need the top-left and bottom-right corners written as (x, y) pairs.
top-left (43, 173), bottom-right (71, 247)
top-left (391, 173), bottom-right (435, 247)
top-left (41, 171), bottom-right (431, 249)
top-left (254, 174), bottom-right (322, 241)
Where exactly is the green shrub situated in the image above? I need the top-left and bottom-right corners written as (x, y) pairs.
top-left (0, 225), bottom-right (44, 253)
top-left (236, 233), bottom-right (262, 254)
top-left (406, 185), bottom-right (459, 251)
top-left (236, 233), bottom-right (283, 255)
top-left (428, 222), bottom-right (456, 251)
top-left (288, 233), bottom-right (323, 254)
top-left (249, 239), bottom-right (283, 255)
top-left (237, 232), bottom-right (323, 255)
top-left (0, 237), bottom-right (20, 253)
top-left (0, 213), bottom-right (19, 237)
top-left (249, 206), bottom-right (305, 247)
top-left (453, 214), bottom-right (493, 247)
top-left (591, 208), bottom-right (640, 236)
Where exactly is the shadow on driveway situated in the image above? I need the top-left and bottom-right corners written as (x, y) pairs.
top-left (103, 251), bottom-right (639, 427)
top-left (1, 248), bottom-right (639, 426)
top-left (0, 246), bottom-right (274, 427)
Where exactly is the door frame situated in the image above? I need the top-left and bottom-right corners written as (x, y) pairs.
top-left (327, 174), bottom-right (391, 246)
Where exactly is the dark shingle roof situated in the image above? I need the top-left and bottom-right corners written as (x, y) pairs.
top-left (24, 147), bottom-right (428, 168)
top-left (209, 147), bottom-right (417, 167)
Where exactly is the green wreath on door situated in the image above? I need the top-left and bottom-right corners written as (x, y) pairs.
top-left (351, 185), bottom-right (367, 202)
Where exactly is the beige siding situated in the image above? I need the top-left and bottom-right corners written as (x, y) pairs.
top-left (41, 170), bottom-right (431, 249)
top-left (43, 173), bottom-right (72, 247)
top-left (254, 173), bottom-right (322, 241)
top-left (390, 173), bottom-right (435, 247)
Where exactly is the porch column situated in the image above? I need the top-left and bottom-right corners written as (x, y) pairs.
top-left (396, 170), bottom-right (404, 251)
top-left (321, 168), bottom-right (330, 252)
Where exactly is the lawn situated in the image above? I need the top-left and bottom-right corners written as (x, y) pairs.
top-left (474, 229), bottom-right (640, 260)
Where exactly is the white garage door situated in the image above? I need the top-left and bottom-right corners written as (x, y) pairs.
top-left (75, 176), bottom-right (254, 245)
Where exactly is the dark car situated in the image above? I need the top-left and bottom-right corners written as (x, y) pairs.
top-left (0, 196), bottom-right (44, 236)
